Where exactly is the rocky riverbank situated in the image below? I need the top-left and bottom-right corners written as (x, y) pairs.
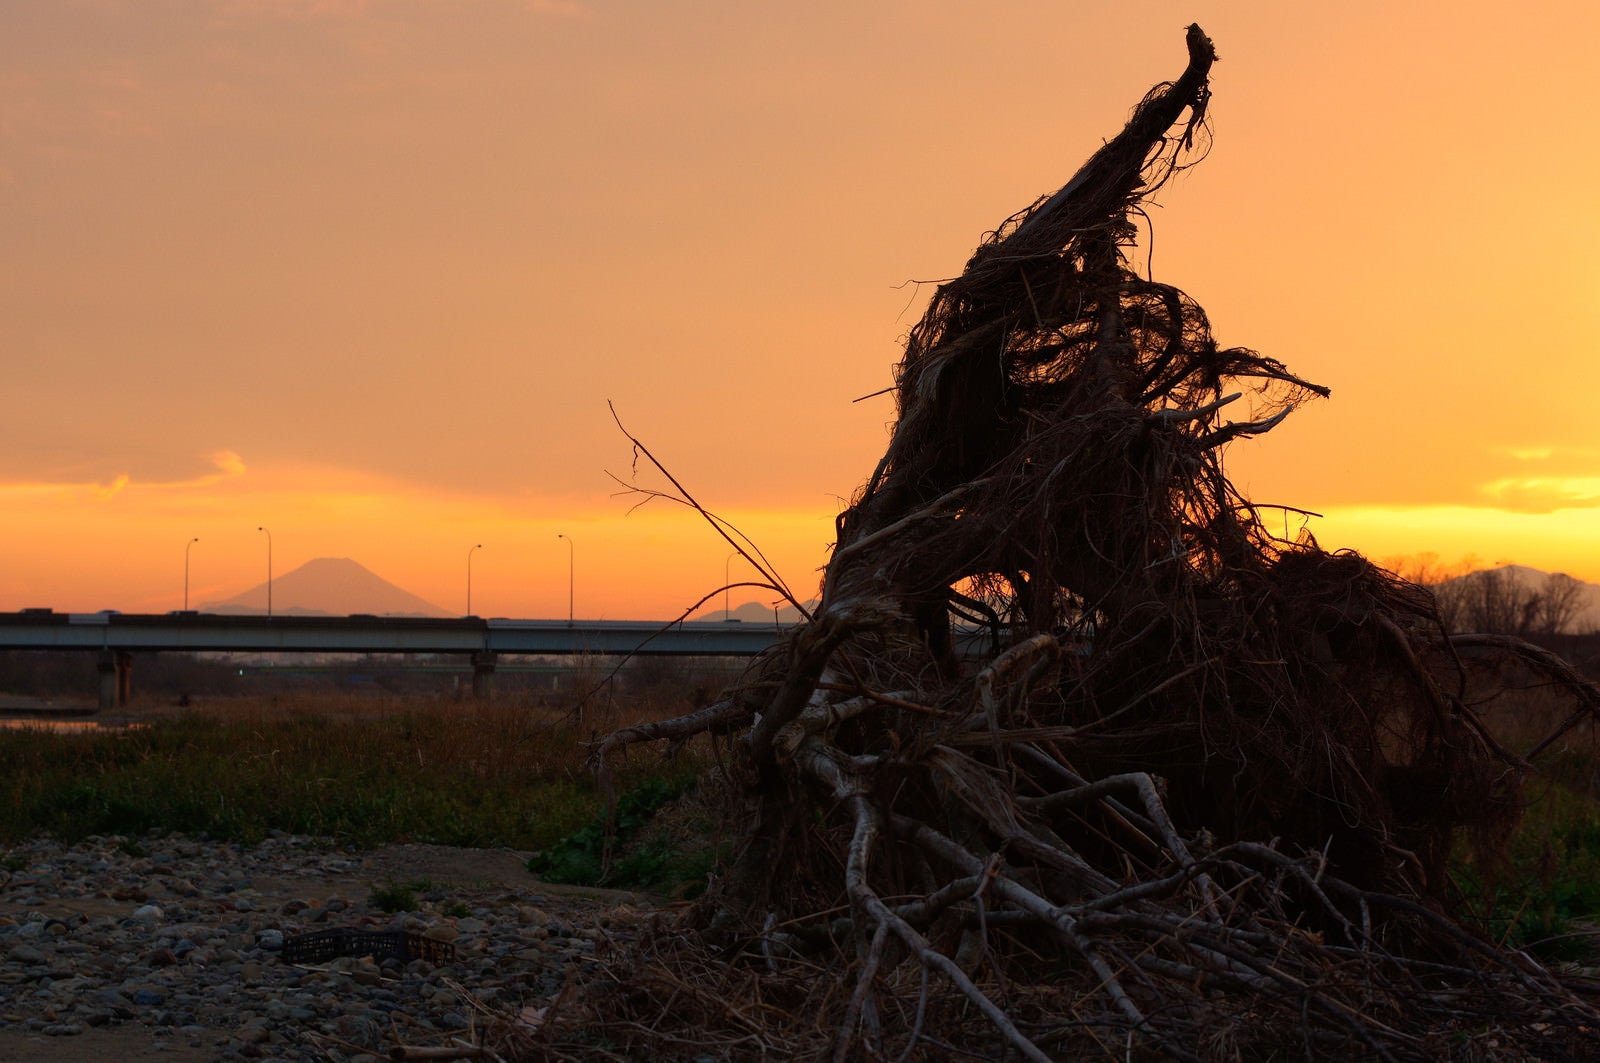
top-left (0, 832), bottom-right (659, 1062)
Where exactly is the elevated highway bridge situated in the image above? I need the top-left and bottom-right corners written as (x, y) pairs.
top-left (0, 610), bottom-right (799, 707)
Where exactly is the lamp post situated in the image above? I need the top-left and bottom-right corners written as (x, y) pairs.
top-left (466, 544), bottom-right (483, 616)
top-left (256, 527), bottom-right (272, 617)
top-left (557, 534), bottom-right (574, 624)
top-left (183, 537), bottom-right (199, 610)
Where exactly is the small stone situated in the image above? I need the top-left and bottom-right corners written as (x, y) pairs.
top-left (87, 989), bottom-right (130, 1010)
top-left (238, 1021), bottom-right (271, 1044)
top-left (334, 1014), bottom-right (381, 1048)
top-left (256, 929), bottom-right (284, 951)
top-left (131, 904), bottom-right (164, 922)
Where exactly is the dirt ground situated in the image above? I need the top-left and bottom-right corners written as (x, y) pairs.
top-left (0, 843), bottom-right (653, 1063)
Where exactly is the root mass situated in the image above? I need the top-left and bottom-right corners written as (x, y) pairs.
top-left (569, 25), bottom-right (1600, 1061)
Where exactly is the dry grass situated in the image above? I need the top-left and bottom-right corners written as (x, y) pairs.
top-left (0, 689), bottom-right (711, 849)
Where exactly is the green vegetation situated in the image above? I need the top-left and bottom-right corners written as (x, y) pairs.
top-left (528, 776), bottom-right (726, 895)
top-left (1456, 791), bottom-right (1600, 962)
top-left (368, 880), bottom-right (427, 913)
top-left (1452, 688), bottom-right (1600, 963)
top-left (0, 696), bottom-right (711, 853)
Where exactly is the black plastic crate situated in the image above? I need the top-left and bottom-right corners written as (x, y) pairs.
top-left (280, 927), bottom-right (457, 965)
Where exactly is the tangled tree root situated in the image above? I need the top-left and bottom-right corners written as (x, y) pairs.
top-left (551, 24), bottom-right (1600, 1061)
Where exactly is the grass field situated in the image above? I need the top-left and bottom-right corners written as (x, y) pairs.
top-left (0, 691), bottom-right (710, 856)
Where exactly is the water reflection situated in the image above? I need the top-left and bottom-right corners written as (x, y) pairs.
top-left (0, 717), bottom-right (146, 733)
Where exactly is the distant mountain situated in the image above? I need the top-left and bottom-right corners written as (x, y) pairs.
top-left (200, 557), bottom-right (450, 618)
top-left (692, 599), bottom-right (815, 624)
top-left (1434, 564), bottom-right (1600, 634)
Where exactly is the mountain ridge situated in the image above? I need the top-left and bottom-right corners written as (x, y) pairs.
top-left (1420, 563), bottom-right (1600, 634)
top-left (200, 557), bottom-right (450, 618)
top-left (690, 599), bottom-right (814, 624)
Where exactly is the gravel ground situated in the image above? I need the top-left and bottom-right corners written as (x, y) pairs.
top-left (0, 832), bottom-right (659, 1062)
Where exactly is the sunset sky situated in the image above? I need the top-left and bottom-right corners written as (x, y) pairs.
top-left (4, 2), bottom-right (1598, 619)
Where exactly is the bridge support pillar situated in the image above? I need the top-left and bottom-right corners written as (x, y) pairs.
top-left (116, 652), bottom-right (133, 707)
top-left (97, 651), bottom-right (116, 710)
top-left (471, 652), bottom-right (497, 700)
top-left (96, 651), bottom-right (133, 709)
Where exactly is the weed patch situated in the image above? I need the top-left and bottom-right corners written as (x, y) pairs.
top-left (528, 775), bottom-right (718, 893)
top-left (368, 881), bottom-right (427, 913)
top-left (1455, 780), bottom-right (1600, 962)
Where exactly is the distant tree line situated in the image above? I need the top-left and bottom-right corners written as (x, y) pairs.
top-left (1388, 555), bottom-right (1590, 637)
top-left (0, 651), bottom-right (241, 699)
top-left (0, 649), bottom-right (743, 705)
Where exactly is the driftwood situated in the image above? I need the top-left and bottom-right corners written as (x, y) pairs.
top-left (565, 24), bottom-right (1600, 1061)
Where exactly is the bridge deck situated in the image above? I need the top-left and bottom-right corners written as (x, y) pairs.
top-left (0, 612), bottom-right (794, 656)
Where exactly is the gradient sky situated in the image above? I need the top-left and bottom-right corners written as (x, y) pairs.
top-left (4, 1), bottom-right (1598, 619)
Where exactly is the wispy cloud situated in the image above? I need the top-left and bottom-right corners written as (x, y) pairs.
top-left (1480, 477), bottom-right (1600, 514)
top-left (0, 450), bottom-right (246, 499)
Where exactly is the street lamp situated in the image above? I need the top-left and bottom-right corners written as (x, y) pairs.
top-left (257, 527), bottom-right (272, 617)
top-left (466, 544), bottom-right (483, 616)
top-left (557, 534), bottom-right (574, 624)
top-left (183, 537), bottom-right (199, 610)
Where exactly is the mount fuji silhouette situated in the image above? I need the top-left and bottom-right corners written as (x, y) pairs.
top-left (200, 557), bottom-right (450, 618)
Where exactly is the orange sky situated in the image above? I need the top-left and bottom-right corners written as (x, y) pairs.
top-left (3, 2), bottom-right (1598, 619)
